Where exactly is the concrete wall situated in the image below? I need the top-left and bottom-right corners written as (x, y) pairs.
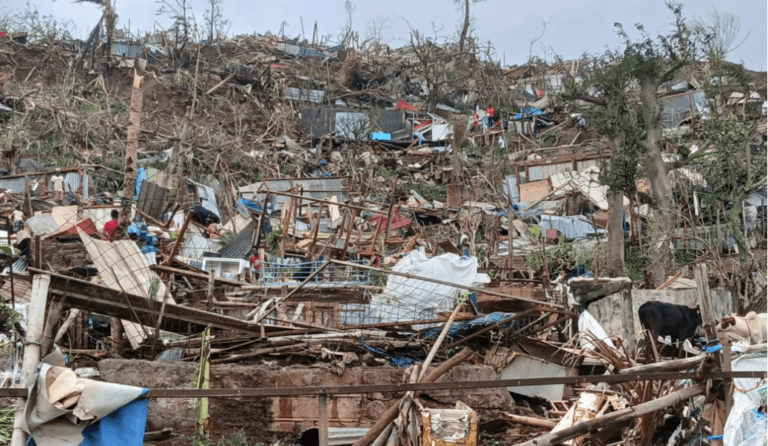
top-left (588, 287), bottom-right (736, 340)
top-left (98, 360), bottom-right (515, 441)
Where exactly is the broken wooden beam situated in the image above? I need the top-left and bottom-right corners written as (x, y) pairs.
top-left (504, 413), bottom-right (557, 429)
top-left (617, 355), bottom-right (706, 375)
top-left (513, 383), bottom-right (706, 446)
top-left (29, 269), bottom-right (292, 337)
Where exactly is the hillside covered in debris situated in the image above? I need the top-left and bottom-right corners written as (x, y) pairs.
top-left (0, 3), bottom-right (766, 446)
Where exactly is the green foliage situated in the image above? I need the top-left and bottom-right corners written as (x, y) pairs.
top-left (0, 295), bottom-right (24, 336)
top-left (695, 114), bottom-right (766, 260)
top-left (218, 230), bottom-right (237, 249)
top-left (524, 241), bottom-right (594, 275)
top-left (147, 278), bottom-right (161, 306)
top-left (402, 172), bottom-right (447, 201)
top-left (0, 405), bottom-right (13, 444)
top-left (266, 227), bottom-right (283, 256)
top-left (624, 245), bottom-right (646, 281)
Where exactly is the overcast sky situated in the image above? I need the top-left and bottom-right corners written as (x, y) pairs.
top-left (2, 0), bottom-right (766, 71)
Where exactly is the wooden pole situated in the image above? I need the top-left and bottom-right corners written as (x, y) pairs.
top-left (164, 210), bottom-right (193, 266)
top-left (694, 263), bottom-right (718, 341)
top-left (504, 413), bottom-right (557, 429)
top-left (10, 274), bottom-right (50, 446)
top-left (618, 355), bottom-right (706, 374)
top-left (120, 72), bottom-right (145, 235)
top-left (318, 389), bottom-right (329, 446)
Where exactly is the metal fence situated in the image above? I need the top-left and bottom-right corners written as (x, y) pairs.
top-left (259, 259), bottom-right (371, 285)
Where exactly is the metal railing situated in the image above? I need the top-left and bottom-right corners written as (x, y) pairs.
top-left (259, 259), bottom-right (371, 286)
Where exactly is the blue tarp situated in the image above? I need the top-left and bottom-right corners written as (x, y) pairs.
top-left (135, 167), bottom-right (147, 199)
top-left (425, 312), bottom-right (518, 342)
top-left (27, 390), bottom-right (149, 446)
top-left (513, 108), bottom-right (543, 120)
top-left (128, 222), bottom-right (158, 246)
top-left (238, 198), bottom-right (263, 213)
top-left (360, 340), bottom-right (421, 368)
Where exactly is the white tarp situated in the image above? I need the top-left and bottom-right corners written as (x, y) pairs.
top-left (578, 309), bottom-right (617, 350)
top-left (724, 352), bottom-right (768, 446)
top-left (369, 250), bottom-right (489, 322)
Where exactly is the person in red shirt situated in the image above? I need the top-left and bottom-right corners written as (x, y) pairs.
top-left (103, 210), bottom-right (119, 240)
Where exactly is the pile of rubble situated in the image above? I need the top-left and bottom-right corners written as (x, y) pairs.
top-left (0, 24), bottom-right (766, 446)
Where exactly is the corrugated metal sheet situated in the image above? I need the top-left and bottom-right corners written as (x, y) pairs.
top-left (181, 235), bottom-right (222, 260)
top-left (190, 181), bottom-right (220, 218)
top-left (12, 257), bottom-right (29, 273)
top-left (239, 177), bottom-right (346, 206)
top-left (136, 180), bottom-right (168, 220)
top-left (24, 214), bottom-right (60, 235)
top-left (0, 177), bottom-right (25, 193)
top-left (284, 87), bottom-right (324, 103)
top-left (219, 220), bottom-right (256, 259)
top-left (527, 163), bottom-right (572, 182)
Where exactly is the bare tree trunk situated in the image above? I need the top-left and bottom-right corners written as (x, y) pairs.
top-left (604, 136), bottom-right (626, 278)
top-left (639, 72), bottom-right (674, 287)
top-left (459, 0), bottom-right (470, 52)
top-left (606, 190), bottom-right (626, 277)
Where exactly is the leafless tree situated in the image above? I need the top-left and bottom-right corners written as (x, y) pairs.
top-left (692, 6), bottom-right (750, 61)
top-left (454, 0), bottom-right (483, 53)
top-left (156, 0), bottom-right (192, 46)
top-left (204, 0), bottom-right (229, 43)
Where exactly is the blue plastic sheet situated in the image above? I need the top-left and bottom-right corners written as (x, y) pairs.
top-left (135, 167), bottom-right (147, 199)
top-left (425, 312), bottom-right (518, 342)
top-left (360, 340), bottom-right (421, 368)
top-left (513, 108), bottom-right (543, 120)
top-left (128, 222), bottom-right (158, 246)
top-left (27, 389), bottom-right (149, 446)
top-left (238, 198), bottom-right (263, 213)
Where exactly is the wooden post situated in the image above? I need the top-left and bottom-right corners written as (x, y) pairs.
top-left (164, 210), bottom-right (192, 267)
top-left (383, 177), bottom-right (397, 245)
top-left (318, 389), bottom-right (329, 446)
top-left (694, 263), bottom-right (718, 341)
top-left (120, 72), bottom-right (145, 235)
top-left (722, 340), bottom-right (734, 418)
top-left (111, 318), bottom-right (124, 355)
top-left (10, 274), bottom-right (50, 446)
top-left (620, 284), bottom-right (635, 353)
top-left (340, 209), bottom-right (357, 260)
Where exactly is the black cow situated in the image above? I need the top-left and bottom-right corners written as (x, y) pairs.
top-left (638, 301), bottom-right (702, 358)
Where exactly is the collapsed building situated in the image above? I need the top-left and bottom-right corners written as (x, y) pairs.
top-left (0, 22), bottom-right (766, 446)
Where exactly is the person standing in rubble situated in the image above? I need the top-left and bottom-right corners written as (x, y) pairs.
top-left (249, 248), bottom-right (260, 276)
top-left (103, 209), bottom-right (120, 240)
top-left (50, 168), bottom-right (66, 202)
top-left (12, 205), bottom-right (24, 233)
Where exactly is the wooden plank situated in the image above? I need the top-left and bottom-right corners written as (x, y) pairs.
top-left (31, 269), bottom-right (292, 336)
